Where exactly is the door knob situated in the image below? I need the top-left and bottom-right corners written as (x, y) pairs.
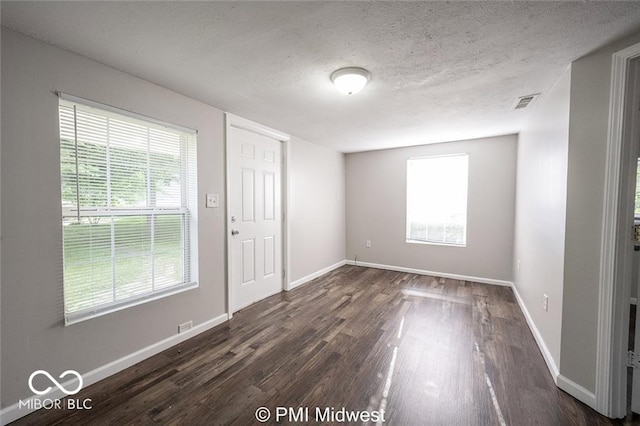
top-left (231, 229), bottom-right (240, 236)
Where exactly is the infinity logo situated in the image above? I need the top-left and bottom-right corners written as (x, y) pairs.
top-left (28, 370), bottom-right (83, 396)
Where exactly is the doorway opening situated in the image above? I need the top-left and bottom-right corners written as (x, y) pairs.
top-left (599, 48), bottom-right (640, 418)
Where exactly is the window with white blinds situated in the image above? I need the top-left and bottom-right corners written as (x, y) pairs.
top-left (406, 154), bottom-right (468, 246)
top-left (59, 95), bottom-right (198, 324)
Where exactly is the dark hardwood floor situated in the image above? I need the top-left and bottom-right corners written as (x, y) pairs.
top-left (13, 265), bottom-right (620, 425)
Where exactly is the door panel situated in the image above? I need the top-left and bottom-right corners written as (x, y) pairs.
top-left (242, 239), bottom-right (255, 284)
top-left (241, 169), bottom-right (255, 222)
top-left (264, 171), bottom-right (275, 220)
top-left (229, 126), bottom-right (282, 312)
top-left (264, 236), bottom-right (275, 277)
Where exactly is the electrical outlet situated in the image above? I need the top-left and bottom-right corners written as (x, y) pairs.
top-left (517, 259), bottom-right (521, 271)
top-left (178, 320), bottom-right (193, 333)
top-left (366, 240), bottom-right (372, 248)
top-left (543, 294), bottom-right (549, 312)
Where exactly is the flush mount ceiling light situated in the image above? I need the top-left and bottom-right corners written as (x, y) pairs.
top-left (330, 67), bottom-right (370, 95)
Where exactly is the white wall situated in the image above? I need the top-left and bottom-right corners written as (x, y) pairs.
top-left (346, 135), bottom-right (517, 282)
top-left (0, 28), bottom-right (346, 412)
top-left (513, 65), bottom-right (571, 377)
top-left (289, 137), bottom-right (345, 284)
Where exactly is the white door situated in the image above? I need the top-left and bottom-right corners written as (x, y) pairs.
top-left (228, 125), bottom-right (282, 312)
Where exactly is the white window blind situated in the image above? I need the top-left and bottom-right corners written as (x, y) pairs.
top-left (59, 95), bottom-right (198, 324)
top-left (406, 154), bottom-right (468, 246)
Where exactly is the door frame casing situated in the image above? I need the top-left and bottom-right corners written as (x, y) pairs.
top-left (597, 42), bottom-right (640, 417)
top-left (225, 113), bottom-right (290, 318)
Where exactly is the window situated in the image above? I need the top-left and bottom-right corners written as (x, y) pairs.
top-left (406, 154), bottom-right (468, 246)
top-left (59, 94), bottom-right (198, 324)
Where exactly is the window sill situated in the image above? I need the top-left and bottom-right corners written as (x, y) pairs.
top-left (406, 239), bottom-right (466, 248)
top-left (64, 281), bottom-right (198, 326)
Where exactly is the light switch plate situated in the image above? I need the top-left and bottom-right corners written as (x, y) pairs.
top-left (206, 193), bottom-right (219, 208)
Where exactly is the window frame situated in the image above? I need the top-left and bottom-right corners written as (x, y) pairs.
top-left (405, 153), bottom-right (469, 247)
top-left (59, 93), bottom-right (199, 325)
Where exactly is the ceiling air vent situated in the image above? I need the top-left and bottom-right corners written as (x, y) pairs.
top-left (513, 93), bottom-right (540, 110)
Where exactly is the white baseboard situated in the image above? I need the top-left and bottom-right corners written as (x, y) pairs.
top-left (557, 374), bottom-right (597, 410)
top-left (287, 260), bottom-right (347, 291)
top-left (510, 283), bottom-right (560, 382)
top-left (0, 313), bottom-right (229, 425)
top-left (345, 260), bottom-right (513, 287)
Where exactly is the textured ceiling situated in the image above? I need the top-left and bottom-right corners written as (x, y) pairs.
top-left (3, 1), bottom-right (640, 152)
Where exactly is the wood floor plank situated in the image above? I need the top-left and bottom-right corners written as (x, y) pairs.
top-left (10, 265), bottom-right (621, 425)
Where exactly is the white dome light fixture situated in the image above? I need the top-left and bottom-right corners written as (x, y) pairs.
top-left (330, 67), bottom-right (370, 95)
